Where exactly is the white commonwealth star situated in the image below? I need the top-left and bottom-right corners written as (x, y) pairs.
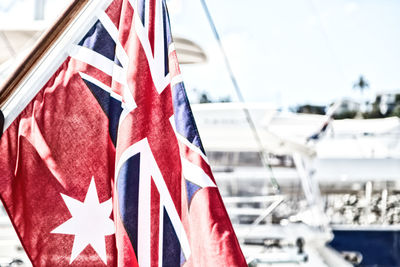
top-left (51, 177), bottom-right (115, 264)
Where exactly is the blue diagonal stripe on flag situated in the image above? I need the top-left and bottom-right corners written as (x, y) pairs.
top-left (82, 78), bottom-right (123, 145)
top-left (172, 82), bottom-right (206, 155)
top-left (117, 153), bottom-right (141, 255)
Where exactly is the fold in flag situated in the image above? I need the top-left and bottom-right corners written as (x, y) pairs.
top-left (0, 0), bottom-right (246, 266)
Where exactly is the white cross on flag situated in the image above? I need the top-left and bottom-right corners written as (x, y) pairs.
top-left (0, 0), bottom-right (246, 266)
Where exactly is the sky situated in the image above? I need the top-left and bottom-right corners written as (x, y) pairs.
top-left (168, 0), bottom-right (400, 108)
top-left (0, 0), bottom-right (71, 23)
top-left (1, 0), bottom-right (399, 108)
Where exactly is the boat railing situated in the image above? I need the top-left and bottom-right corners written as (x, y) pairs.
top-left (224, 195), bottom-right (285, 238)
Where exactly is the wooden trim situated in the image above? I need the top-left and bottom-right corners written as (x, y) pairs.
top-left (0, 0), bottom-right (90, 108)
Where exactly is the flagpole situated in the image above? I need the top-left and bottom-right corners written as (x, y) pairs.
top-left (0, 0), bottom-right (90, 108)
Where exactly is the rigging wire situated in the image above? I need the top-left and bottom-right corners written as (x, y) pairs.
top-left (307, 0), bottom-right (349, 88)
top-left (199, 0), bottom-right (281, 193)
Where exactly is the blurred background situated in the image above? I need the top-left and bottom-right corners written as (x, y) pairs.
top-left (1, 0), bottom-right (400, 266)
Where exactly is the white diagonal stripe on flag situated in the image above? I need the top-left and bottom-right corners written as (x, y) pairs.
top-left (158, 201), bottom-right (164, 267)
top-left (115, 138), bottom-right (192, 259)
top-left (181, 157), bottom-right (216, 188)
top-left (169, 115), bottom-right (209, 164)
top-left (78, 72), bottom-right (123, 102)
top-left (138, 154), bottom-right (152, 267)
top-left (130, 0), bottom-right (170, 94)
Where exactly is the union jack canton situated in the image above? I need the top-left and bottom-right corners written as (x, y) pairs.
top-left (68, 0), bottom-right (246, 266)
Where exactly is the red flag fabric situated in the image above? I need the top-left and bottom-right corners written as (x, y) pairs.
top-left (0, 0), bottom-right (247, 266)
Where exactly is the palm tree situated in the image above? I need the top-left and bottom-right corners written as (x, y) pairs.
top-left (353, 75), bottom-right (370, 117)
top-left (353, 75), bottom-right (370, 95)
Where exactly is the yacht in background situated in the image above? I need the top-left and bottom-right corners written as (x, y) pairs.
top-left (191, 102), bottom-right (400, 266)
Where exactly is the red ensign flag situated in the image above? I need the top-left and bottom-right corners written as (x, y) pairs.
top-left (0, 0), bottom-right (246, 266)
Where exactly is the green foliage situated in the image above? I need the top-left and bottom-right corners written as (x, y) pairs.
top-left (295, 104), bottom-right (325, 115)
top-left (390, 105), bottom-right (400, 118)
top-left (362, 102), bottom-right (384, 119)
top-left (353, 75), bottom-right (370, 94)
top-left (362, 94), bottom-right (400, 118)
top-left (333, 111), bottom-right (357, 120)
top-left (219, 96), bottom-right (232, 103)
top-left (197, 90), bottom-right (231, 103)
